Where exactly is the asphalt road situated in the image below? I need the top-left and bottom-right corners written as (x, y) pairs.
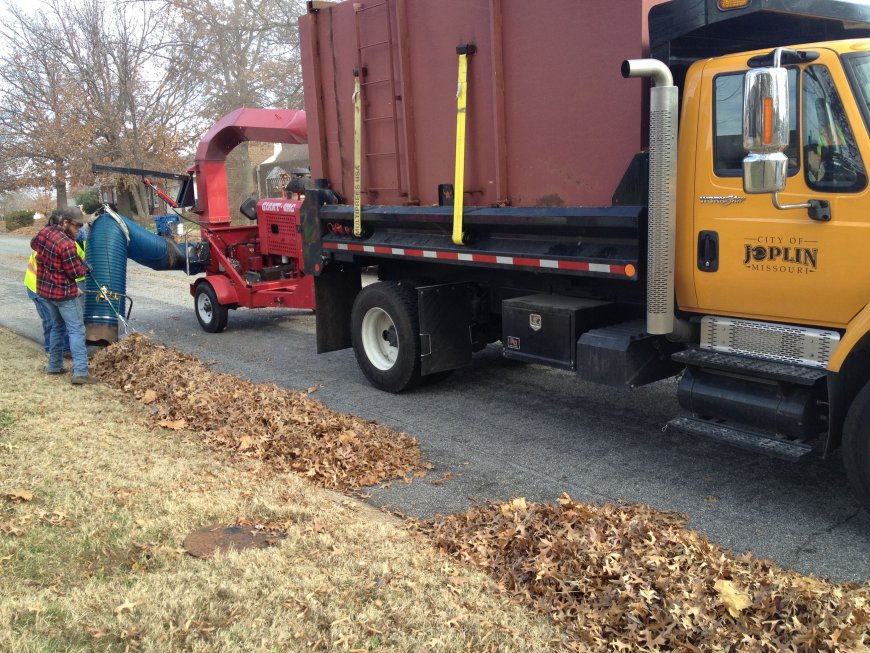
top-left (2, 232), bottom-right (868, 584)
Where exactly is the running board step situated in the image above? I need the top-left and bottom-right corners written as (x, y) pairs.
top-left (672, 348), bottom-right (827, 386)
top-left (667, 416), bottom-right (814, 461)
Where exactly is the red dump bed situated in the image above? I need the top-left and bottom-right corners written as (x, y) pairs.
top-left (300, 0), bottom-right (664, 209)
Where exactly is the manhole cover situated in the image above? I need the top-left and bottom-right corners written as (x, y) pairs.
top-left (183, 524), bottom-right (285, 558)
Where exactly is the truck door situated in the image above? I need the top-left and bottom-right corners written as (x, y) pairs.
top-left (689, 50), bottom-right (870, 330)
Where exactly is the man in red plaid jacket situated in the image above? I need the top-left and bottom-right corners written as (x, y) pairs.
top-left (31, 208), bottom-right (99, 385)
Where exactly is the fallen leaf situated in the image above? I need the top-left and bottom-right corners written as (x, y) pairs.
top-left (141, 389), bottom-right (157, 404)
top-left (158, 419), bottom-right (187, 431)
top-left (5, 490), bottom-right (33, 502)
top-left (338, 430), bottom-right (358, 444)
top-left (714, 579), bottom-right (751, 618)
top-left (114, 600), bottom-right (137, 615)
top-left (239, 435), bottom-right (254, 450)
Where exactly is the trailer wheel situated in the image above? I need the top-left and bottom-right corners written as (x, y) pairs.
top-left (194, 283), bottom-right (228, 333)
top-left (351, 281), bottom-right (421, 393)
top-left (843, 380), bottom-right (870, 512)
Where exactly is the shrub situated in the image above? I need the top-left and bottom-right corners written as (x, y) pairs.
top-left (75, 187), bottom-right (102, 214)
top-left (5, 210), bottom-right (35, 231)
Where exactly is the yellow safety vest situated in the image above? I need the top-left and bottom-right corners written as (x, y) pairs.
top-left (75, 241), bottom-right (86, 283)
top-left (24, 241), bottom-right (87, 290)
top-left (24, 252), bottom-right (38, 293)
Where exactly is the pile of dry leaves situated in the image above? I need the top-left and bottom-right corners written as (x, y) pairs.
top-left (419, 495), bottom-right (869, 651)
top-left (93, 335), bottom-right (868, 650)
top-left (92, 334), bottom-right (431, 491)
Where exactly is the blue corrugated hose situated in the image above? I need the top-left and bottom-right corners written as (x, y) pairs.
top-left (84, 212), bottom-right (186, 331)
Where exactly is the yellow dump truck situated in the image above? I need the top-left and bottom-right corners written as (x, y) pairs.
top-left (189, 0), bottom-right (870, 509)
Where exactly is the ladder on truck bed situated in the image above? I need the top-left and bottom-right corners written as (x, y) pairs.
top-left (353, 0), bottom-right (418, 205)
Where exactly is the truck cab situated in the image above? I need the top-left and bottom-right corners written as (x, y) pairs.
top-left (679, 41), bottom-right (870, 331)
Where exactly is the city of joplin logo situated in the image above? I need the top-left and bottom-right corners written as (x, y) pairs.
top-left (743, 238), bottom-right (818, 274)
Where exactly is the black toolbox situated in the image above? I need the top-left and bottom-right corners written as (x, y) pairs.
top-left (502, 294), bottom-right (613, 369)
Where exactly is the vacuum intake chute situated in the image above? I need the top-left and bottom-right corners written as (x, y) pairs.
top-left (84, 208), bottom-right (187, 343)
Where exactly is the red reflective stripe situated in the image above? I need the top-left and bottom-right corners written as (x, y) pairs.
top-left (323, 241), bottom-right (625, 277)
top-left (557, 261), bottom-right (589, 271)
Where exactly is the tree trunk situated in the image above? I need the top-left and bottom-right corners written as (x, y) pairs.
top-left (54, 159), bottom-right (68, 209)
top-left (131, 184), bottom-right (148, 219)
top-left (117, 190), bottom-right (134, 216)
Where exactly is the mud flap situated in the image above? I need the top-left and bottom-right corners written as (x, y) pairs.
top-left (417, 282), bottom-right (473, 376)
top-left (315, 264), bottom-right (361, 353)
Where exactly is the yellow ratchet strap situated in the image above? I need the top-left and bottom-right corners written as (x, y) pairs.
top-left (353, 69), bottom-right (363, 237)
top-left (453, 44), bottom-right (475, 246)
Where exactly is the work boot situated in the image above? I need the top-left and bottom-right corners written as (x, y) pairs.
top-left (71, 374), bottom-right (100, 385)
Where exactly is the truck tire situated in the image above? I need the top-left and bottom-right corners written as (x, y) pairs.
top-left (843, 380), bottom-right (870, 512)
top-left (194, 282), bottom-right (229, 333)
top-left (351, 281), bottom-right (421, 393)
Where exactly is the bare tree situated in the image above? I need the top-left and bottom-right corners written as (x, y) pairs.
top-left (154, 0), bottom-right (307, 219)
top-left (49, 0), bottom-right (203, 216)
top-left (0, 0), bottom-right (308, 215)
top-left (162, 0), bottom-right (307, 118)
top-left (0, 0), bottom-right (203, 216)
top-left (0, 4), bottom-right (93, 209)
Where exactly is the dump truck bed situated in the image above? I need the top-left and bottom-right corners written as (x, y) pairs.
top-left (299, 0), bottom-right (664, 209)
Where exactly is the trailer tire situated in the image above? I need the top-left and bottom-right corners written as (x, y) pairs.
top-left (351, 281), bottom-right (421, 393)
top-left (843, 380), bottom-right (870, 512)
top-left (194, 282), bottom-right (229, 333)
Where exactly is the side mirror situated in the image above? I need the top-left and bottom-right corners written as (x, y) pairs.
top-left (742, 66), bottom-right (789, 194)
top-left (743, 152), bottom-right (788, 194)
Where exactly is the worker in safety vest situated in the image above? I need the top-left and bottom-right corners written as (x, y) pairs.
top-left (24, 211), bottom-right (77, 355)
top-left (30, 207), bottom-right (97, 384)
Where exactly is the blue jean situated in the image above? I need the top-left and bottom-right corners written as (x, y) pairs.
top-left (43, 295), bottom-right (88, 377)
top-left (27, 288), bottom-right (69, 353)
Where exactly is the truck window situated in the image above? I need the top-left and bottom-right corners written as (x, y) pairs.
top-left (803, 64), bottom-right (867, 193)
top-left (713, 70), bottom-right (798, 177)
top-left (844, 53), bottom-right (870, 135)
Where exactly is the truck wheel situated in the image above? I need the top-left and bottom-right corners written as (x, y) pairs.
top-left (351, 281), bottom-right (421, 393)
top-left (194, 282), bottom-right (228, 333)
top-left (843, 381), bottom-right (870, 512)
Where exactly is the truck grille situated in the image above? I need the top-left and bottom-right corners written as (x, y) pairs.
top-left (700, 316), bottom-right (840, 369)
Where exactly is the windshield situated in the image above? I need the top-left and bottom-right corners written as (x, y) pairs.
top-left (803, 64), bottom-right (866, 192)
top-left (844, 52), bottom-right (870, 137)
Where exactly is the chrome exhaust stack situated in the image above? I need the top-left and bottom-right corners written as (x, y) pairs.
top-left (622, 59), bottom-right (679, 337)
